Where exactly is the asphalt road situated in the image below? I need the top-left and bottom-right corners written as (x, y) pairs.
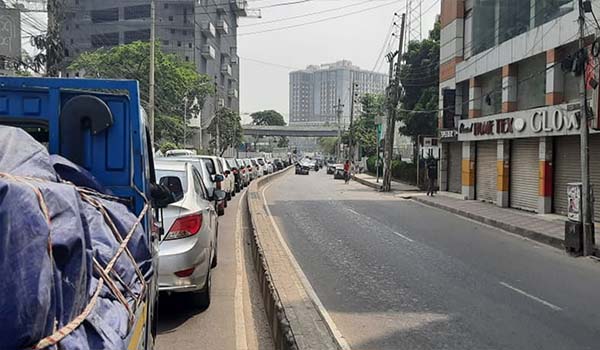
top-left (156, 187), bottom-right (273, 350)
top-left (264, 169), bottom-right (600, 350)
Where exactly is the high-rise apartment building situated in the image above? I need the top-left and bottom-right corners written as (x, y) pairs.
top-left (59, 0), bottom-right (247, 148)
top-left (289, 60), bottom-right (387, 127)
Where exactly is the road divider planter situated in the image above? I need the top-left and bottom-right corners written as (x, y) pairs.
top-left (246, 167), bottom-right (343, 350)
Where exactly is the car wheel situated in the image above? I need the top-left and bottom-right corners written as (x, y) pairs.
top-left (191, 268), bottom-right (211, 309)
top-left (217, 205), bottom-right (225, 216)
top-left (224, 198), bottom-right (228, 208)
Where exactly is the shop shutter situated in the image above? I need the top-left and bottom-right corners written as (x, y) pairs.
top-left (448, 142), bottom-right (462, 193)
top-left (476, 141), bottom-right (497, 203)
top-left (510, 138), bottom-right (539, 212)
top-left (591, 135), bottom-right (600, 221)
top-left (554, 136), bottom-right (580, 217)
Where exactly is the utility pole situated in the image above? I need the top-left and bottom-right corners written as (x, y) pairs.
top-left (214, 80), bottom-right (220, 155)
top-left (336, 98), bottom-right (344, 161)
top-left (183, 96), bottom-right (188, 148)
top-left (349, 81), bottom-right (358, 161)
top-left (149, 0), bottom-right (156, 143)
top-left (382, 13), bottom-right (406, 192)
top-left (46, 0), bottom-right (62, 77)
top-left (578, 0), bottom-right (594, 256)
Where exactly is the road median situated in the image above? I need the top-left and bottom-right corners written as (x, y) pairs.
top-left (245, 168), bottom-right (343, 350)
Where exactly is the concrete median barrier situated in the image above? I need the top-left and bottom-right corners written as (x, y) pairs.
top-left (245, 167), bottom-right (344, 350)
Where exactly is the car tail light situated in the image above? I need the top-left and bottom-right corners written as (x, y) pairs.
top-left (241, 168), bottom-right (246, 174)
top-left (165, 213), bottom-right (202, 240)
top-left (174, 267), bottom-right (195, 277)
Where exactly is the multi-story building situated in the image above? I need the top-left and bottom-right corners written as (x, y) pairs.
top-left (438, 0), bottom-right (600, 219)
top-left (289, 60), bottom-right (387, 127)
top-left (60, 0), bottom-right (247, 148)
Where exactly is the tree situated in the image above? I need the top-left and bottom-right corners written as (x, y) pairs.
top-left (250, 109), bottom-right (287, 148)
top-left (250, 110), bottom-right (286, 126)
top-left (318, 137), bottom-right (338, 156)
top-left (398, 20), bottom-right (440, 152)
top-left (350, 93), bottom-right (385, 157)
top-left (207, 107), bottom-right (243, 156)
top-left (68, 41), bottom-right (213, 147)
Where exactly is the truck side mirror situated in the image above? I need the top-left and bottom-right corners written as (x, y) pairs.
top-left (151, 182), bottom-right (177, 209)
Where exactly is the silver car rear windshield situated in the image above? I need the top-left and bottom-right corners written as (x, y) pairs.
top-left (156, 169), bottom-right (188, 194)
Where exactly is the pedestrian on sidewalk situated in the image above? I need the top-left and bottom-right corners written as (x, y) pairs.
top-left (426, 160), bottom-right (438, 196)
top-left (343, 159), bottom-right (351, 184)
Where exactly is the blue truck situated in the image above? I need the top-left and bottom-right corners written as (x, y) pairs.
top-left (0, 77), bottom-right (173, 349)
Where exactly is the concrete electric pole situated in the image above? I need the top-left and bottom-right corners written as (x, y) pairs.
top-left (578, 0), bottom-right (594, 256)
top-left (336, 98), bottom-right (344, 161)
top-left (382, 13), bottom-right (406, 192)
top-left (149, 0), bottom-right (156, 143)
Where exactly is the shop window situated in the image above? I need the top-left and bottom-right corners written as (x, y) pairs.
top-left (480, 69), bottom-right (502, 116)
top-left (517, 54), bottom-right (546, 110)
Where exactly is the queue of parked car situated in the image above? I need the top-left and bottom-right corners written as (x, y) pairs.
top-left (154, 151), bottom-right (291, 309)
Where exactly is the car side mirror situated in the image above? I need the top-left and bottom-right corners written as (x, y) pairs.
top-left (214, 189), bottom-right (227, 202)
top-left (213, 174), bottom-right (224, 182)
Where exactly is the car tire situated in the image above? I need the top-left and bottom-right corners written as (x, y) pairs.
top-left (191, 268), bottom-right (211, 309)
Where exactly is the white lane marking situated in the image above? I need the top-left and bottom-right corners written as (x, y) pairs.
top-left (235, 190), bottom-right (249, 350)
top-left (346, 208), bottom-right (414, 243)
top-left (262, 181), bottom-right (353, 350)
top-left (392, 231), bottom-right (414, 243)
top-left (346, 208), bottom-right (361, 216)
top-left (499, 282), bottom-right (562, 311)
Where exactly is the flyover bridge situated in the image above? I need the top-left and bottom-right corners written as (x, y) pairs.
top-left (242, 125), bottom-right (339, 137)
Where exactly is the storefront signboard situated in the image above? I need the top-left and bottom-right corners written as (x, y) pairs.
top-left (457, 103), bottom-right (592, 141)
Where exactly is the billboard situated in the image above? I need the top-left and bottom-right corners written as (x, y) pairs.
top-left (0, 8), bottom-right (21, 60)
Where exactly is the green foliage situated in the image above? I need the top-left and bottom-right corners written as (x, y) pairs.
top-left (250, 110), bottom-right (286, 126)
top-left (160, 141), bottom-right (178, 153)
top-left (351, 93), bottom-right (384, 157)
top-left (318, 137), bottom-right (338, 156)
top-left (207, 107), bottom-right (243, 156)
top-left (367, 155), bottom-right (382, 174)
top-left (398, 20), bottom-right (440, 144)
top-left (391, 160), bottom-right (417, 185)
top-left (250, 109), bottom-right (287, 146)
top-left (68, 41), bottom-right (212, 146)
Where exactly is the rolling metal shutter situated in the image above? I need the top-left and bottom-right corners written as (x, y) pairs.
top-left (554, 135), bottom-right (600, 220)
top-left (510, 138), bottom-right (539, 212)
top-left (554, 136), bottom-right (580, 217)
top-left (448, 142), bottom-right (462, 193)
top-left (476, 141), bottom-right (497, 203)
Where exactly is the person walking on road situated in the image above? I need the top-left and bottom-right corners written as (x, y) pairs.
top-left (426, 160), bottom-right (438, 196)
top-left (343, 160), bottom-right (351, 184)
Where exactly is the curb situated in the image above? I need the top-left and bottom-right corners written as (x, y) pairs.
top-left (245, 167), bottom-right (298, 350)
top-left (352, 175), bottom-right (381, 190)
top-left (412, 197), bottom-right (565, 250)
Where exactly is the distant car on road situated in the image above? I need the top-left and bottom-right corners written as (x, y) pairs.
top-left (333, 164), bottom-right (345, 179)
top-left (273, 158), bottom-right (284, 171)
top-left (155, 160), bottom-right (226, 308)
top-left (295, 160), bottom-right (311, 175)
top-left (165, 149), bottom-right (197, 157)
top-left (327, 164), bottom-right (338, 175)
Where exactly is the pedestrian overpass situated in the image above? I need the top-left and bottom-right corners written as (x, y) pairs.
top-left (241, 125), bottom-right (339, 137)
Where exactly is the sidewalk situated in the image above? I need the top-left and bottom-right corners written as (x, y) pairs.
top-left (352, 173), bottom-right (568, 251)
top-left (352, 173), bottom-right (419, 192)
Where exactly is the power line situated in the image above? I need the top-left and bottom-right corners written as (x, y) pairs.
top-left (238, 0), bottom-right (400, 36)
top-left (240, 0), bottom-right (375, 27)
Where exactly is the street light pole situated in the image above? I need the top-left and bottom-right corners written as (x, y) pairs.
top-left (336, 98), bottom-right (344, 161)
top-left (149, 0), bottom-right (156, 143)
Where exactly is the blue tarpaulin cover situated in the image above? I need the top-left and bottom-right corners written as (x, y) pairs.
top-left (0, 126), bottom-right (152, 349)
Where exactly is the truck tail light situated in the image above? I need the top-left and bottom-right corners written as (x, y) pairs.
top-left (165, 213), bottom-right (202, 240)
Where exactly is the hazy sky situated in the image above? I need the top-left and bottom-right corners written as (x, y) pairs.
top-left (237, 0), bottom-right (439, 123)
